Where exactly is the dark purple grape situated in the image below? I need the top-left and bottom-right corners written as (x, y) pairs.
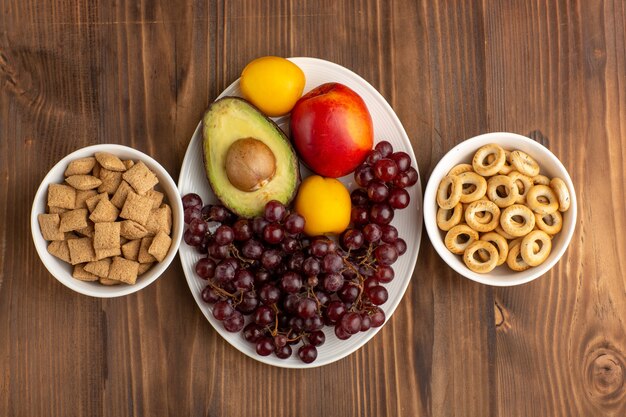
top-left (307, 330), bottom-right (326, 347)
top-left (322, 253), bottom-right (343, 273)
top-left (366, 150), bottom-right (383, 165)
top-left (334, 324), bottom-right (352, 340)
top-left (252, 217), bottom-right (269, 236)
top-left (182, 193), bottom-right (202, 210)
top-left (200, 204), bottom-right (213, 220)
top-left (233, 219), bottom-right (253, 241)
top-left (296, 298), bottom-right (318, 319)
top-left (370, 203), bottom-right (394, 225)
top-left (351, 206), bottom-right (369, 225)
top-left (283, 213), bottom-right (305, 234)
top-left (214, 225), bottom-right (234, 245)
top-left (255, 269), bottom-right (271, 285)
top-left (184, 206), bottom-right (202, 224)
top-left (189, 218), bottom-right (208, 236)
top-left (201, 286), bottom-right (221, 303)
top-left (259, 284), bottom-right (281, 305)
top-left (280, 271), bottom-right (303, 293)
top-left (370, 307), bottom-right (386, 327)
top-left (315, 290), bottom-right (330, 306)
top-left (288, 316), bottom-right (305, 333)
top-left (388, 188), bottom-right (410, 209)
top-left (363, 277), bottom-right (380, 290)
top-left (390, 151), bottom-right (411, 172)
top-left (340, 312), bottom-right (362, 334)
top-left (309, 238), bottom-right (332, 258)
top-left (236, 292), bottom-right (259, 314)
top-left (374, 265), bottom-right (395, 283)
top-left (207, 242), bottom-right (229, 259)
top-left (280, 236), bottom-right (299, 253)
top-left (233, 269), bottom-right (254, 290)
top-left (326, 300), bottom-right (347, 323)
top-left (256, 337), bottom-right (275, 356)
top-left (342, 229), bottom-right (364, 250)
top-left (184, 229), bottom-right (203, 246)
top-left (209, 205), bottom-right (232, 223)
top-left (367, 181), bottom-right (389, 203)
top-left (243, 323), bottom-right (265, 343)
top-left (264, 200), bottom-right (287, 222)
top-left (223, 311), bottom-right (244, 332)
top-left (253, 305), bottom-right (275, 326)
top-left (322, 273), bottom-right (344, 292)
top-left (275, 344), bottom-right (292, 359)
top-left (354, 165), bottom-right (375, 187)
top-left (375, 141), bottom-right (393, 157)
top-left (360, 314), bottom-right (372, 331)
top-left (374, 158), bottom-right (399, 182)
top-left (298, 345), bottom-right (318, 363)
top-left (212, 300), bottom-right (234, 320)
top-left (263, 223), bottom-right (284, 244)
top-left (338, 282), bottom-right (360, 303)
top-left (303, 257), bottom-right (321, 276)
top-left (363, 223), bottom-right (382, 243)
top-left (374, 244), bottom-right (398, 265)
top-left (393, 167), bottom-right (418, 188)
top-left (394, 238), bottom-right (407, 256)
top-left (215, 259), bottom-right (237, 282)
top-left (350, 188), bottom-right (369, 206)
top-left (367, 285), bottom-right (388, 305)
top-left (242, 239), bottom-right (263, 260)
top-left (304, 315), bottom-right (324, 331)
top-left (283, 294), bottom-right (300, 313)
top-left (307, 276), bottom-right (319, 288)
top-left (195, 257), bottom-right (216, 279)
top-left (197, 235), bottom-right (211, 254)
top-left (261, 249), bottom-right (282, 270)
top-left (286, 252), bottom-right (305, 272)
top-left (381, 225), bottom-right (399, 243)
top-left (274, 334), bottom-right (288, 348)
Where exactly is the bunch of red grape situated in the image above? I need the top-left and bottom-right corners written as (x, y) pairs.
top-left (181, 140), bottom-right (417, 363)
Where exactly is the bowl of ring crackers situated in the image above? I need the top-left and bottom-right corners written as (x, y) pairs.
top-left (424, 132), bottom-right (577, 286)
top-left (30, 144), bottom-right (184, 297)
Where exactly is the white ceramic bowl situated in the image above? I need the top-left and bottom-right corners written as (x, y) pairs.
top-left (424, 132), bottom-right (577, 286)
top-left (30, 144), bottom-right (184, 297)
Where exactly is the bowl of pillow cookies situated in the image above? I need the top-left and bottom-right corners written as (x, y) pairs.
top-left (423, 132), bottom-right (577, 286)
top-left (30, 144), bottom-right (184, 297)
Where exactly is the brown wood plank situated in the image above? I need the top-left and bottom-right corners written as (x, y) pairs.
top-left (1, 0), bottom-right (626, 416)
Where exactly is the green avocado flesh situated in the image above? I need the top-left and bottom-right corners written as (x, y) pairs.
top-left (202, 97), bottom-right (300, 218)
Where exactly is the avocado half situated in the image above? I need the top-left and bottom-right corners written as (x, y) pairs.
top-left (202, 97), bottom-right (300, 218)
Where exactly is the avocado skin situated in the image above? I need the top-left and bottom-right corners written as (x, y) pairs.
top-left (202, 97), bottom-right (300, 218)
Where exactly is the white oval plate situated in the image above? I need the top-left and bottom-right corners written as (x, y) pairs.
top-left (178, 57), bottom-right (422, 368)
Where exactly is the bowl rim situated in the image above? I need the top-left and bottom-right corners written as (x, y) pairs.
top-left (423, 132), bottom-right (577, 286)
top-left (30, 143), bottom-right (184, 297)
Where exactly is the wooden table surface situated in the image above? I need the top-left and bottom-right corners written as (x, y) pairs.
top-left (2, 1), bottom-right (626, 416)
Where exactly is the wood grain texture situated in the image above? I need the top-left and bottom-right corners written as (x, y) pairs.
top-left (1, 0), bottom-right (625, 416)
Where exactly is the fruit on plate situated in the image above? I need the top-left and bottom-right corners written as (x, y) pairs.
top-left (240, 56), bottom-right (306, 117)
top-left (294, 175), bottom-right (351, 236)
top-left (290, 82), bottom-right (374, 178)
top-left (202, 97), bottom-right (300, 218)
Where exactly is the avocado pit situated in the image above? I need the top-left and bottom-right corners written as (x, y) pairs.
top-left (225, 137), bottom-right (276, 192)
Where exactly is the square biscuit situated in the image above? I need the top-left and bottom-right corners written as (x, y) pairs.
top-left (138, 237), bottom-right (156, 263)
top-left (59, 209), bottom-right (89, 233)
top-left (94, 222), bottom-right (121, 250)
top-left (121, 239), bottom-right (141, 261)
top-left (123, 160), bottom-right (135, 170)
top-left (86, 192), bottom-right (109, 212)
top-left (76, 221), bottom-right (95, 238)
top-left (64, 157), bottom-right (96, 177)
top-left (119, 192), bottom-right (152, 225)
top-left (99, 277), bottom-right (121, 286)
top-left (84, 258), bottom-right (112, 278)
top-left (108, 256), bottom-right (140, 285)
top-left (48, 184), bottom-right (76, 210)
top-left (47, 206), bottom-right (68, 214)
top-left (95, 152), bottom-right (126, 172)
top-left (98, 168), bottom-right (123, 195)
top-left (75, 190), bottom-right (97, 209)
top-left (65, 175), bottom-right (102, 191)
top-left (110, 180), bottom-right (134, 209)
top-left (120, 220), bottom-right (149, 240)
top-left (89, 199), bottom-right (119, 223)
top-left (67, 237), bottom-right (96, 265)
top-left (95, 246), bottom-right (121, 261)
top-left (145, 189), bottom-right (164, 209)
top-left (145, 206), bottom-right (172, 236)
top-left (38, 213), bottom-right (65, 241)
top-left (122, 161), bottom-right (159, 195)
top-left (138, 262), bottom-right (154, 275)
top-left (48, 240), bottom-right (71, 263)
top-left (148, 231), bottom-right (171, 262)
top-left (72, 264), bottom-right (99, 281)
